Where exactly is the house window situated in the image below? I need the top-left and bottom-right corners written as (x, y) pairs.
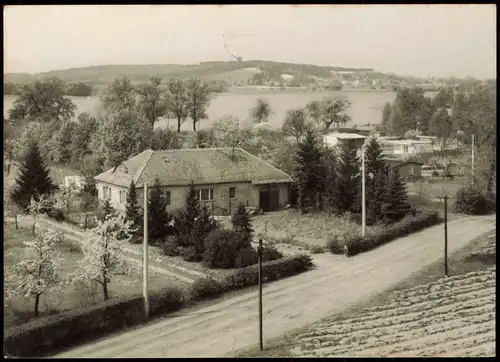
top-left (103, 185), bottom-right (111, 200)
top-left (164, 191), bottom-right (171, 206)
top-left (403, 145), bottom-right (409, 153)
top-left (409, 166), bottom-right (414, 175)
top-left (119, 190), bottom-right (127, 204)
top-left (229, 187), bottom-right (236, 199)
top-left (198, 188), bottom-right (214, 201)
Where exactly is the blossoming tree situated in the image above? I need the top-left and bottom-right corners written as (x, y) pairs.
top-left (5, 229), bottom-right (65, 317)
top-left (72, 215), bottom-right (138, 300)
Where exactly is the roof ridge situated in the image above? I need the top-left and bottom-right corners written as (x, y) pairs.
top-left (133, 149), bottom-right (154, 185)
top-left (151, 147), bottom-right (237, 154)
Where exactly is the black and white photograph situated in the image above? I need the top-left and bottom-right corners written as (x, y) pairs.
top-left (3, 4), bottom-right (496, 358)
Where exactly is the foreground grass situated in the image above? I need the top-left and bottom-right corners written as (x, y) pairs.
top-left (236, 229), bottom-right (496, 357)
top-left (3, 223), bottom-right (186, 330)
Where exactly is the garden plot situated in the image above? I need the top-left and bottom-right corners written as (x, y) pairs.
top-left (290, 268), bottom-right (496, 358)
top-left (3, 224), bottom-right (187, 329)
top-left (220, 210), bottom-right (379, 250)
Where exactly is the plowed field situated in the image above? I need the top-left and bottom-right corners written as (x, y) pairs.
top-left (291, 268), bottom-right (496, 357)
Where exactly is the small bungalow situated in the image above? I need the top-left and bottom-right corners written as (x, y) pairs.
top-left (323, 132), bottom-right (367, 150)
top-left (94, 148), bottom-right (293, 214)
top-left (384, 157), bottom-right (423, 181)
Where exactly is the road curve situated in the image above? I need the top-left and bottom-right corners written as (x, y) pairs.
top-left (54, 215), bottom-right (495, 358)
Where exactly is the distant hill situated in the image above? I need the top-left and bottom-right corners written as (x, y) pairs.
top-left (4, 60), bottom-right (375, 85)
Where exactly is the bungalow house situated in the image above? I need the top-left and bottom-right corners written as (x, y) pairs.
top-left (323, 132), bottom-right (367, 150)
top-left (94, 148), bottom-right (293, 214)
top-left (384, 157), bottom-right (423, 181)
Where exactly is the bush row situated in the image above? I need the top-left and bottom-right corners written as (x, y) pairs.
top-left (327, 211), bottom-right (442, 257)
top-left (454, 186), bottom-right (496, 215)
top-left (4, 253), bottom-right (313, 358)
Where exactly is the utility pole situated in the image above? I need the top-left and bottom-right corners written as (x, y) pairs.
top-left (440, 194), bottom-right (451, 277)
top-left (361, 144), bottom-right (366, 238)
top-left (143, 182), bottom-right (149, 317)
top-left (258, 238), bottom-right (263, 351)
top-left (471, 133), bottom-right (475, 187)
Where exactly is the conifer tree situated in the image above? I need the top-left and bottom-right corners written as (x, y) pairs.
top-left (382, 168), bottom-right (414, 223)
top-left (293, 129), bottom-right (325, 212)
top-left (335, 142), bottom-right (361, 214)
top-left (176, 181), bottom-right (202, 235)
top-left (102, 199), bottom-right (115, 218)
top-left (364, 137), bottom-right (388, 224)
top-left (322, 147), bottom-right (337, 213)
top-left (11, 142), bottom-right (55, 210)
top-left (231, 202), bottom-right (254, 242)
top-left (191, 205), bottom-right (219, 258)
top-left (148, 177), bottom-right (173, 240)
top-left (125, 179), bottom-right (141, 230)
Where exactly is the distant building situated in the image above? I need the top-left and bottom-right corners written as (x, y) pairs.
top-left (384, 158), bottom-right (423, 181)
top-left (64, 175), bottom-right (86, 190)
top-left (323, 132), bottom-right (367, 150)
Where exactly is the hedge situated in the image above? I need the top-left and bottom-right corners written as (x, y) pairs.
top-left (4, 254), bottom-right (314, 358)
top-left (327, 211), bottom-right (442, 257)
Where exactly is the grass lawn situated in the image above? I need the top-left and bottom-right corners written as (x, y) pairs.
top-left (236, 228), bottom-right (496, 357)
top-left (222, 210), bottom-right (381, 249)
top-left (3, 223), bottom-right (185, 330)
top-left (406, 178), bottom-right (468, 199)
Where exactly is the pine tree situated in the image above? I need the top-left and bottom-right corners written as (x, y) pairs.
top-left (322, 147), bottom-right (337, 213)
top-left (367, 171), bottom-right (387, 225)
top-left (177, 182), bottom-right (201, 235)
top-left (11, 142), bottom-right (55, 210)
top-left (364, 137), bottom-right (388, 224)
top-left (382, 168), bottom-right (414, 224)
top-left (191, 205), bottom-right (219, 258)
top-left (335, 142), bottom-right (361, 214)
top-left (125, 180), bottom-right (141, 231)
top-left (148, 177), bottom-right (173, 240)
top-left (231, 202), bottom-right (254, 242)
top-left (294, 129), bottom-right (326, 213)
top-left (102, 199), bottom-right (115, 219)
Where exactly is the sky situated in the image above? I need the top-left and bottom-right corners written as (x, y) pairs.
top-left (3, 5), bottom-right (497, 79)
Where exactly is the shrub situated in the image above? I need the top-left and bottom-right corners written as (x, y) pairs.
top-left (4, 286), bottom-right (187, 358)
top-left (310, 244), bottom-right (325, 254)
top-left (203, 229), bottom-right (244, 269)
top-left (161, 235), bottom-right (181, 256)
top-left (226, 253), bottom-right (314, 290)
top-left (181, 246), bottom-right (199, 262)
top-left (46, 207), bottom-right (65, 222)
top-left (190, 278), bottom-right (225, 301)
top-left (261, 244), bottom-right (284, 262)
top-left (235, 247), bottom-right (258, 268)
top-left (341, 211), bottom-right (441, 257)
top-left (148, 287), bottom-right (186, 317)
top-left (454, 186), bottom-right (494, 215)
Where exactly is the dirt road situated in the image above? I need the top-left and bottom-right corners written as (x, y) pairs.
top-left (53, 215), bottom-right (495, 358)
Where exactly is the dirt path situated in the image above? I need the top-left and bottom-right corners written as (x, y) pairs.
top-left (52, 214), bottom-right (495, 358)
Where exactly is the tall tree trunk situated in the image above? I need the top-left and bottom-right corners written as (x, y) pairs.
top-left (15, 214), bottom-right (18, 230)
top-left (103, 281), bottom-right (109, 301)
top-left (34, 294), bottom-right (41, 317)
top-left (177, 117), bottom-right (182, 133)
top-left (193, 117), bottom-right (197, 132)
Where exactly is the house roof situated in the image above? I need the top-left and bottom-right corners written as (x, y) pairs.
top-left (386, 139), bottom-right (432, 145)
top-left (94, 148), bottom-right (293, 188)
top-left (384, 157), bottom-right (424, 167)
top-left (325, 132), bottom-right (367, 140)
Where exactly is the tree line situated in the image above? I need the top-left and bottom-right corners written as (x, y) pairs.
top-left (294, 129), bottom-right (413, 225)
top-left (5, 80), bottom-right (93, 97)
top-left (381, 84), bottom-right (496, 192)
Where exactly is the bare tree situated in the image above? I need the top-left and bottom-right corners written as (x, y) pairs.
top-left (164, 78), bottom-right (189, 133)
top-left (249, 98), bottom-right (274, 124)
top-left (282, 108), bottom-right (310, 143)
top-left (135, 76), bottom-right (168, 128)
top-left (305, 96), bottom-right (351, 134)
top-left (185, 78), bottom-right (211, 132)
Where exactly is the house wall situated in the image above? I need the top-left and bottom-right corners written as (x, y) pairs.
top-left (96, 182), bottom-right (129, 210)
top-left (96, 181), bottom-right (290, 215)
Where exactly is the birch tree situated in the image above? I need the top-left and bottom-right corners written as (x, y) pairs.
top-left (72, 215), bottom-right (138, 300)
top-left (5, 230), bottom-right (65, 317)
top-left (27, 195), bottom-right (50, 236)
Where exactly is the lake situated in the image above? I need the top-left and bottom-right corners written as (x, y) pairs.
top-left (4, 89), bottom-right (435, 131)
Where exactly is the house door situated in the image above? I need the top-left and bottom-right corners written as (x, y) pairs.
top-left (259, 186), bottom-right (280, 212)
